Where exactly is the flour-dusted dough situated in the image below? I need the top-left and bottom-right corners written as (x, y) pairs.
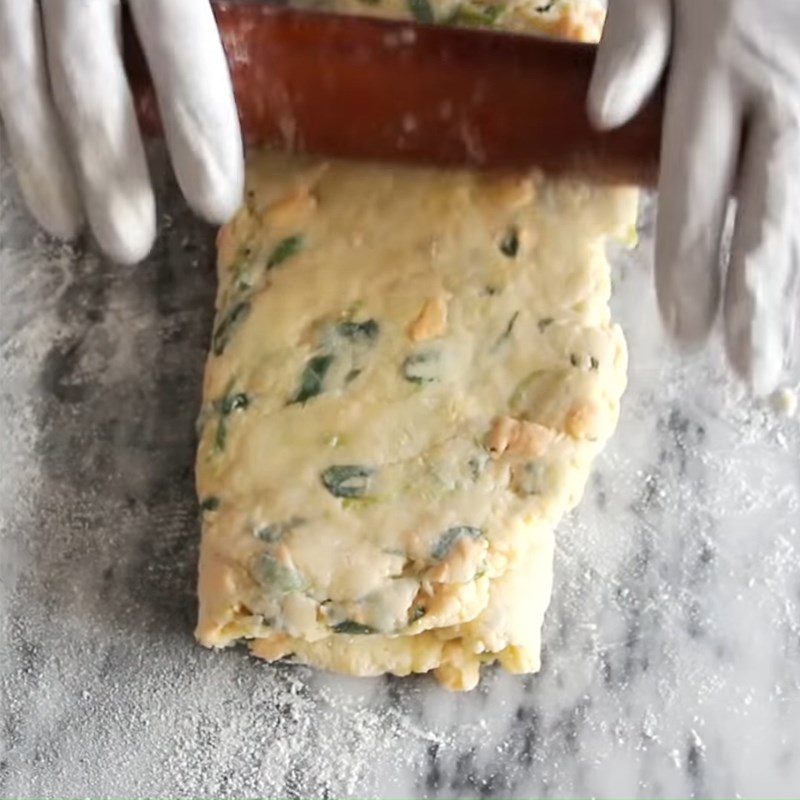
top-left (195, 0), bottom-right (637, 690)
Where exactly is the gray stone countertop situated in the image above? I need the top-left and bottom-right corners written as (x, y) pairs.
top-left (1, 145), bottom-right (799, 798)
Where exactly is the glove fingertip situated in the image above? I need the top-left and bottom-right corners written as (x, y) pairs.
top-left (587, 73), bottom-right (639, 131)
top-left (654, 243), bottom-right (719, 347)
top-left (656, 294), bottom-right (712, 350)
top-left (730, 343), bottom-right (784, 398)
top-left (588, 0), bottom-right (671, 131)
top-left (176, 131), bottom-right (245, 225)
top-left (89, 190), bottom-right (157, 266)
top-left (725, 292), bottom-right (789, 398)
top-left (8, 135), bottom-right (85, 239)
top-left (27, 182), bottom-right (84, 240)
top-left (100, 227), bottom-right (156, 266)
top-left (188, 162), bottom-right (245, 226)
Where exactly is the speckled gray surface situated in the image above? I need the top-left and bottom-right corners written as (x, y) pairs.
top-left (2, 142), bottom-right (800, 799)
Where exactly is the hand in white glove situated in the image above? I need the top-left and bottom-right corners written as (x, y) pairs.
top-left (588, 0), bottom-right (800, 395)
top-left (0, 0), bottom-right (244, 264)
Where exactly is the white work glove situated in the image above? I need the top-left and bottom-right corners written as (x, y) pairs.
top-left (588, 0), bottom-right (800, 395)
top-left (0, 0), bottom-right (244, 264)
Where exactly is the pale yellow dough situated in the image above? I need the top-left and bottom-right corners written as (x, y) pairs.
top-left (195, 0), bottom-right (638, 690)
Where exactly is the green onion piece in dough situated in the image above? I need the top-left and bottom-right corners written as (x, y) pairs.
top-left (212, 301), bottom-right (250, 357)
top-left (449, 3), bottom-right (504, 26)
top-left (254, 517), bottom-right (306, 542)
top-left (251, 553), bottom-right (307, 595)
top-left (513, 461), bottom-right (547, 497)
top-left (266, 235), bottom-right (304, 270)
top-left (431, 526), bottom-right (483, 560)
top-left (321, 464), bottom-right (375, 498)
top-left (499, 226), bottom-right (520, 258)
top-left (214, 390), bottom-right (250, 451)
top-left (332, 620), bottom-right (376, 635)
top-left (221, 392), bottom-right (249, 414)
top-left (402, 350), bottom-right (440, 384)
top-left (335, 319), bottom-right (380, 343)
top-left (199, 496), bottom-right (220, 512)
top-left (292, 354), bottom-right (335, 404)
top-left (408, 0), bottom-right (434, 22)
top-left (493, 310), bottom-right (520, 350)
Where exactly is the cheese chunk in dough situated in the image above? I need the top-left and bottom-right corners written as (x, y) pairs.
top-left (195, 0), bottom-right (637, 690)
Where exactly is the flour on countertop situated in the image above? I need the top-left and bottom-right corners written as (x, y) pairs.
top-left (3, 143), bottom-right (800, 797)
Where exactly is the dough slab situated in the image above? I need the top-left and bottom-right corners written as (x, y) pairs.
top-left (195, 0), bottom-right (637, 690)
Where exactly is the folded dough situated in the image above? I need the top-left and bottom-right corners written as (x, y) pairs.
top-left (195, 0), bottom-right (637, 690)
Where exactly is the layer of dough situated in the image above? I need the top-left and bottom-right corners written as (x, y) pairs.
top-left (195, 0), bottom-right (637, 690)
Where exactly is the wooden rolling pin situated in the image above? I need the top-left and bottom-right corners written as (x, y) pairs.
top-left (124, 3), bottom-right (662, 185)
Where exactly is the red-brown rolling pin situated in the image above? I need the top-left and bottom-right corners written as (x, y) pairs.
top-left (124, 3), bottom-right (662, 185)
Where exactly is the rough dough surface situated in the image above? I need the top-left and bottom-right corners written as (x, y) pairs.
top-left (195, 0), bottom-right (638, 690)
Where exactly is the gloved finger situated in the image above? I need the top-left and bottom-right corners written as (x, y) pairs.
top-left (0, 0), bottom-right (82, 238)
top-left (587, 0), bottom-right (671, 130)
top-left (41, 0), bottom-right (155, 265)
top-left (129, 0), bottom-right (243, 224)
top-left (724, 104), bottom-right (800, 395)
top-left (655, 56), bottom-right (742, 345)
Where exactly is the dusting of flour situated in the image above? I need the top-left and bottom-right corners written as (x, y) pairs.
top-left (3, 147), bottom-right (800, 798)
